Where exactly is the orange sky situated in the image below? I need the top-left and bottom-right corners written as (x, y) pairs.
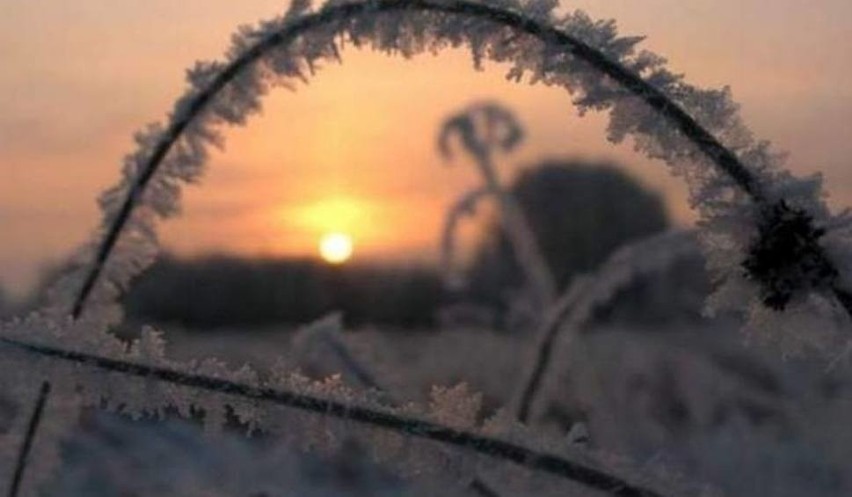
top-left (1, 0), bottom-right (851, 296)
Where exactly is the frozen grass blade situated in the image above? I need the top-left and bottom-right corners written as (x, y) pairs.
top-left (0, 336), bottom-right (667, 497)
top-left (514, 231), bottom-right (699, 424)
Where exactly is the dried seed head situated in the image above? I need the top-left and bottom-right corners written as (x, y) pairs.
top-left (743, 201), bottom-right (837, 310)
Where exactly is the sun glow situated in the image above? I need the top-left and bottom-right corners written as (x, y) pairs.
top-left (289, 196), bottom-right (371, 234)
top-left (319, 232), bottom-right (354, 264)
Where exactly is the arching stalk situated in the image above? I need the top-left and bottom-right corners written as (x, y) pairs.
top-left (0, 336), bottom-right (666, 497)
top-left (72, 0), bottom-right (768, 319)
top-left (514, 230), bottom-right (699, 424)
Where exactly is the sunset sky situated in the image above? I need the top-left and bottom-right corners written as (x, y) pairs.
top-left (1, 0), bottom-right (851, 296)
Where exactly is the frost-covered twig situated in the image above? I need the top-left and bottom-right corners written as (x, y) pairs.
top-left (6, 382), bottom-right (50, 497)
top-left (68, 0), bottom-right (819, 325)
top-left (514, 230), bottom-right (699, 423)
top-left (0, 335), bottom-right (667, 497)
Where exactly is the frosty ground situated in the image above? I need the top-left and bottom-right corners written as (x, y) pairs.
top-left (35, 319), bottom-right (851, 497)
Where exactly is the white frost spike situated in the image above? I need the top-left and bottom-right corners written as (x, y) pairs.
top-left (566, 421), bottom-right (590, 445)
top-left (429, 384), bottom-right (482, 429)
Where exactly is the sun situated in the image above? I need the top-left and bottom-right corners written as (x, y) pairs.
top-left (319, 232), bottom-right (354, 264)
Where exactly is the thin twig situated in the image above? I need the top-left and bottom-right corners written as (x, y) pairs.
top-left (514, 231), bottom-right (699, 424)
top-left (72, 0), bottom-right (764, 318)
top-left (514, 289), bottom-right (580, 424)
top-left (0, 336), bottom-right (666, 497)
top-left (315, 330), bottom-right (389, 395)
top-left (6, 381), bottom-right (51, 497)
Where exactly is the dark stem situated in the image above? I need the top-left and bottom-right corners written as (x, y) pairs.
top-left (318, 332), bottom-right (389, 395)
top-left (0, 336), bottom-right (665, 497)
top-left (515, 272), bottom-right (604, 424)
top-left (6, 382), bottom-right (51, 497)
top-left (72, 0), bottom-right (764, 318)
top-left (515, 306), bottom-right (566, 424)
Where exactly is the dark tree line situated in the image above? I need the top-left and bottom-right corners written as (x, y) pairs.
top-left (124, 257), bottom-right (445, 329)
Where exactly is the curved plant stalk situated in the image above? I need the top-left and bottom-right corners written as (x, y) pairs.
top-left (71, 0), bottom-right (777, 319)
top-left (513, 230), bottom-right (700, 424)
top-left (439, 102), bottom-right (556, 312)
top-left (6, 382), bottom-right (50, 497)
top-left (0, 336), bottom-right (667, 497)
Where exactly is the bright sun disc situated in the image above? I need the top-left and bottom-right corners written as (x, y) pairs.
top-left (319, 232), bottom-right (354, 264)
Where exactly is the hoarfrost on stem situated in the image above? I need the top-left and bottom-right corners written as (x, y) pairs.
top-left (49, 0), bottom-right (851, 349)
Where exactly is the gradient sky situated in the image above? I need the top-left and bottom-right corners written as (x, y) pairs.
top-left (1, 0), bottom-right (851, 296)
